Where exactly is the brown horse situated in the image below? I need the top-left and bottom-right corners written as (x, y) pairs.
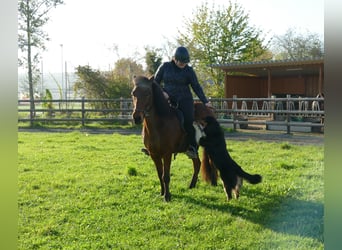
top-left (131, 75), bottom-right (214, 201)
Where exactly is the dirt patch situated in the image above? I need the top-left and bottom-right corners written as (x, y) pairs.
top-left (225, 129), bottom-right (324, 145)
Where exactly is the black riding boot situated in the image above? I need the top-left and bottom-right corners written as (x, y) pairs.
top-left (185, 124), bottom-right (198, 159)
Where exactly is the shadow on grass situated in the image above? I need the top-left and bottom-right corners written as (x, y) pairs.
top-left (173, 188), bottom-right (323, 243)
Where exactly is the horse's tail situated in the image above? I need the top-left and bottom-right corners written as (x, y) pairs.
top-left (234, 162), bottom-right (262, 184)
top-left (200, 148), bottom-right (218, 186)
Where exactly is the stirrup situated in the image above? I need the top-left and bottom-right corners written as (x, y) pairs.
top-left (185, 146), bottom-right (198, 159)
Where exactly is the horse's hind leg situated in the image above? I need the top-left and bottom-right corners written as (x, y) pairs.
top-left (189, 158), bottom-right (201, 188)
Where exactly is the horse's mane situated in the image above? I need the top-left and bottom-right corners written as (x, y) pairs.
top-left (151, 81), bottom-right (173, 117)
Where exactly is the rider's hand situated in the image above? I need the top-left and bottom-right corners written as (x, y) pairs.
top-left (205, 101), bottom-right (213, 109)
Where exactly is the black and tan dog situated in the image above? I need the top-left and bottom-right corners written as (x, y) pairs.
top-left (196, 116), bottom-right (262, 201)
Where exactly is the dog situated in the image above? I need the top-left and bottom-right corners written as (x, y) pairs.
top-left (197, 116), bottom-right (262, 201)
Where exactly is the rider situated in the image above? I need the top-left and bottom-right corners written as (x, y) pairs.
top-left (154, 46), bottom-right (212, 158)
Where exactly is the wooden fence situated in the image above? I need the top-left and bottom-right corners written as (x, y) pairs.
top-left (18, 95), bottom-right (324, 133)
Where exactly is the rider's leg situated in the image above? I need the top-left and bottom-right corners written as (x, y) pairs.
top-left (179, 99), bottom-right (198, 159)
top-left (184, 123), bottom-right (198, 158)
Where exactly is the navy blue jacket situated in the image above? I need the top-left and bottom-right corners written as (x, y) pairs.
top-left (154, 61), bottom-right (209, 104)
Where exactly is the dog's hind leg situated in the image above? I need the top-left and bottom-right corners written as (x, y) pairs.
top-left (221, 179), bottom-right (234, 201)
top-left (233, 177), bottom-right (243, 199)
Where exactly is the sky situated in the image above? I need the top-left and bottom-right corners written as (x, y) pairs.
top-left (24, 0), bottom-right (324, 74)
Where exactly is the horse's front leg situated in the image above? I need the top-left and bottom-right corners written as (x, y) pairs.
top-left (151, 156), bottom-right (164, 196)
top-left (189, 157), bottom-right (201, 188)
top-left (162, 154), bottom-right (172, 202)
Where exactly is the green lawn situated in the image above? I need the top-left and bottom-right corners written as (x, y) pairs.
top-left (18, 132), bottom-right (324, 249)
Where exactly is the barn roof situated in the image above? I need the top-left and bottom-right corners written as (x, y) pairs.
top-left (210, 57), bottom-right (324, 77)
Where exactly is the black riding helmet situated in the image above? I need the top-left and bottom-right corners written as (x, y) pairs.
top-left (173, 46), bottom-right (190, 63)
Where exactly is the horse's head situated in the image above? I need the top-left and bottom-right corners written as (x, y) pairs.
top-left (131, 76), bottom-right (153, 124)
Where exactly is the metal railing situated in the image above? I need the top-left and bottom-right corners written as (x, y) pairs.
top-left (18, 95), bottom-right (324, 133)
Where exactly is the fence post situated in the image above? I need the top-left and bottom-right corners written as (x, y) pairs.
top-left (30, 99), bottom-right (34, 127)
top-left (81, 96), bottom-right (85, 127)
top-left (120, 97), bottom-right (123, 117)
top-left (286, 94), bottom-right (291, 134)
top-left (270, 95), bottom-right (275, 120)
top-left (232, 95), bottom-right (237, 130)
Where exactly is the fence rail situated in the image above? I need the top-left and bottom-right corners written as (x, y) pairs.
top-left (18, 95), bottom-right (324, 133)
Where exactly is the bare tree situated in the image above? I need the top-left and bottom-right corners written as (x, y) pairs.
top-left (271, 28), bottom-right (324, 60)
top-left (18, 0), bottom-right (64, 125)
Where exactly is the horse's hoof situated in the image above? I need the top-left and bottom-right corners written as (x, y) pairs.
top-left (211, 180), bottom-right (217, 186)
top-left (164, 194), bottom-right (171, 202)
top-left (189, 181), bottom-right (197, 189)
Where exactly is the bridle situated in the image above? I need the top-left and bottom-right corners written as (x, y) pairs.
top-left (133, 107), bottom-right (151, 118)
top-left (132, 85), bottom-right (153, 118)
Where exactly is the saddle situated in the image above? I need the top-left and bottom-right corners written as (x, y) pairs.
top-left (141, 98), bottom-right (186, 158)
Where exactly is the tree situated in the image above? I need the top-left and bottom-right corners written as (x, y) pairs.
top-left (18, 0), bottom-right (64, 124)
top-left (74, 66), bottom-right (109, 100)
top-left (177, 1), bottom-right (270, 96)
top-left (74, 65), bottom-right (134, 115)
top-left (144, 46), bottom-right (163, 76)
top-left (271, 28), bottom-right (324, 60)
top-left (74, 65), bottom-right (133, 99)
top-left (112, 58), bottom-right (145, 86)
top-left (75, 57), bottom-right (145, 102)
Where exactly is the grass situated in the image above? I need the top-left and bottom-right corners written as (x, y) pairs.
top-left (18, 120), bottom-right (140, 130)
top-left (18, 132), bottom-right (324, 249)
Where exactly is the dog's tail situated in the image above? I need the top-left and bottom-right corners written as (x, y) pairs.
top-left (234, 162), bottom-right (262, 184)
top-left (200, 148), bottom-right (218, 186)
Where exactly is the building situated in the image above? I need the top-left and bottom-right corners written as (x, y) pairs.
top-left (211, 58), bottom-right (324, 98)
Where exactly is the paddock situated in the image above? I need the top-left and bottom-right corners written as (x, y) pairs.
top-left (18, 131), bottom-right (323, 249)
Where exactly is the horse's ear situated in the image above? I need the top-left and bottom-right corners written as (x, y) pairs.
top-left (149, 75), bottom-right (155, 81)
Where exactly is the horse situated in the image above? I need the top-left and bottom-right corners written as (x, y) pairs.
top-left (131, 75), bottom-right (214, 201)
